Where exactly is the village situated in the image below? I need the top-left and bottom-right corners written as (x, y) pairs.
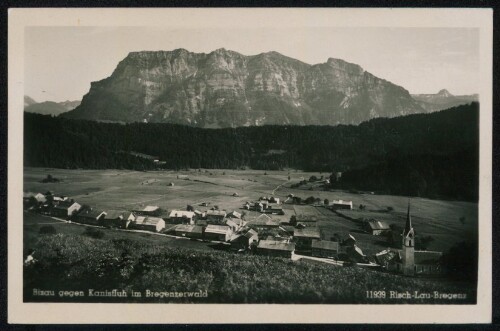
top-left (23, 185), bottom-right (445, 277)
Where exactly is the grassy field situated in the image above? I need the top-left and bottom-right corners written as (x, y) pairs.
top-left (24, 167), bottom-right (477, 256)
top-left (23, 232), bottom-right (476, 304)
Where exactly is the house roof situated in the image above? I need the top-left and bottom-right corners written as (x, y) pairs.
top-left (228, 211), bottom-right (242, 219)
top-left (257, 240), bottom-right (295, 252)
top-left (142, 205), bottom-right (160, 212)
top-left (294, 227), bottom-right (321, 239)
top-left (332, 200), bottom-right (353, 205)
top-left (311, 240), bottom-right (339, 251)
top-left (244, 228), bottom-right (258, 238)
top-left (225, 219), bottom-right (241, 229)
top-left (103, 210), bottom-right (125, 220)
top-left (175, 224), bottom-right (203, 233)
top-left (135, 216), bottom-right (164, 226)
top-left (206, 210), bottom-right (227, 217)
top-left (53, 200), bottom-right (79, 210)
top-left (205, 224), bottom-right (231, 234)
top-left (78, 209), bottom-right (106, 219)
top-left (366, 220), bottom-right (390, 230)
top-left (169, 210), bottom-right (195, 218)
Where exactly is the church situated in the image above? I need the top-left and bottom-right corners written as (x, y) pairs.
top-left (376, 201), bottom-right (444, 276)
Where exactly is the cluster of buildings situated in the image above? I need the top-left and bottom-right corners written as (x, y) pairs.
top-left (243, 196), bottom-right (284, 215)
top-left (24, 190), bottom-right (444, 277)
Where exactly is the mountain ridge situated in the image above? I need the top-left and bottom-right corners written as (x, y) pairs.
top-left (62, 48), bottom-right (425, 127)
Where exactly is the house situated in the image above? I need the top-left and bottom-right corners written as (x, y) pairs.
top-left (343, 234), bottom-right (357, 247)
top-left (265, 205), bottom-right (285, 215)
top-left (294, 227), bottom-right (321, 251)
top-left (51, 200), bottom-right (81, 218)
top-left (133, 205), bottom-right (162, 216)
top-left (206, 210), bottom-right (227, 224)
top-left (74, 208), bottom-right (107, 226)
top-left (225, 219), bottom-right (243, 232)
top-left (245, 214), bottom-right (279, 231)
top-left (311, 240), bottom-right (339, 258)
top-left (204, 225), bottom-right (232, 242)
top-left (280, 225), bottom-right (295, 236)
top-left (269, 197), bottom-right (280, 204)
top-left (129, 216), bottom-right (165, 232)
top-left (346, 244), bottom-right (368, 263)
top-left (34, 193), bottom-right (47, 203)
top-left (364, 219), bottom-right (391, 235)
top-left (227, 211), bottom-right (242, 219)
top-left (169, 210), bottom-right (195, 224)
top-left (331, 200), bottom-right (353, 210)
top-left (174, 224), bottom-right (204, 239)
top-left (257, 240), bottom-right (295, 258)
top-left (230, 229), bottom-right (259, 251)
top-left (102, 210), bottom-right (135, 229)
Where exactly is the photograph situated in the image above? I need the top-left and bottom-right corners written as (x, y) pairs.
top-left (8, 8), bottom-right (492, 324)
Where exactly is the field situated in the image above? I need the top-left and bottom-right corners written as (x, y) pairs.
top-left (24, 167), bottom-right (478, 256)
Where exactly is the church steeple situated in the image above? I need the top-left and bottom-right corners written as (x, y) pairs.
top-left (404, 199), bottom-right (413, 236)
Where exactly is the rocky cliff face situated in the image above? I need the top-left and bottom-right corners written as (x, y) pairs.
top-left (63, 48), bottom-right (425, 127)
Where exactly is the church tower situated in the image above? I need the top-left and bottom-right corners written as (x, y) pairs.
top-left (401, 200), bottom-right (415, 275)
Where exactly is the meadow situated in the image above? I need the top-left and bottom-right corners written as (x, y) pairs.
top-left (24, 167), bottom-right (478, 257)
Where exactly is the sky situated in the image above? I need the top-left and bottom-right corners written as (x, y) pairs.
top-left (25, 26), bottom-right (479, 103)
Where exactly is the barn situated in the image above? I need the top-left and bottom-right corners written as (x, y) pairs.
top-left (133, 205), bottom-right (162, 216)
top-left (175, 224), bottom-right (204, 239)
top-left (311, 240), bottom-right (339, 258)
top-left (74, 208), bottom-right (107, 226)
top-left (102, 210), bottom-right (135, 229)
top-left (51, 200), bottom-right (81, 218)
top-left (204, 225), bottom-right (232, 242)
top-left (129, 216), bottom-right (165, 232)
top-left (206, 210), bottom-right (227, 224)
top-left (246, 214), bottom-right (279, 231)
top-left (331, 200), bottom-right (353, 210)
top-left (257, 240), bottom-right (295, 258)
top-left (364, 220), bottom-right (391, 235)
top-left (294, 227), bottom-right (321, 251)
top-left (230, 229), bottom-right (259, 251)
top-left (169, 210), bottom-right (195, 224)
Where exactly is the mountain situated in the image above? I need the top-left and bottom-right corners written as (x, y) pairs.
top-left (62, 48), bottom-right (425, 127)
top-left (24, 98), bottom-right (81, 116)
top-left (412, 89), bottom-right (478, 112)
top-left (24, 96), bottom-right (37, 107)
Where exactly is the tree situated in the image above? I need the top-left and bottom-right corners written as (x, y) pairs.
top-left (186, 205), bottom-right (194, 212)
top-left (324, 198), bottom-right (330, 205)
top-left (309, 175), bottom-right (317, 182)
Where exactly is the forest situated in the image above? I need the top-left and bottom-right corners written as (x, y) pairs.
top-left (24, 103), bottom-right (479, 201)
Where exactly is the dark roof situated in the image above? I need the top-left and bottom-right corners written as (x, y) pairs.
top-left (77, 209), bottom-right (106, 219)
top-left (294, 227), bottom-right (321, 239)
top-left (104, 210), bottom-right (125, 220)
top-left (366, 220), bottom-right (390, 230)
top-left (53, 200), bottom-right (78, 210)
top-left (257, 240), bottom-right (295, 252)
top-left (311, 240), bottom-right (339, 251)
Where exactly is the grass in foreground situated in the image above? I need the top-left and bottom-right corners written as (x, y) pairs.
top-left (24, 233), bottom-right (476, 304)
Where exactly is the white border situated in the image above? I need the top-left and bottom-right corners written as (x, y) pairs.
top-left (8, 8), bottom-right (493, 324)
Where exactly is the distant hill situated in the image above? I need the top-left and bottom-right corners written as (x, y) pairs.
top-left (62, 48), bottom-right (424, 127)
top-left (24, 96), bottom-right (37, 107)
top-left (412, 89), bottom-right (478, 112)
top-left (25, 103), bottom-right (479, 201)
top-left (24, 97), bottom-right (81, 116)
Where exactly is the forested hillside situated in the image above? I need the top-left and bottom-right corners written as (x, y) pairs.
top-left (24, 103), bottom-right (478, 200)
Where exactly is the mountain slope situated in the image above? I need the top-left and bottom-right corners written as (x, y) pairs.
top-left (63, 48), bottom-right (424, 127)
top-left (412, 89), bottom-right (478, 112)
top-left (24, 98), bottom-right (81, 116)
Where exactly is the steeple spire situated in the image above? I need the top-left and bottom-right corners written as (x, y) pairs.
top-left (404, 199), bottom-right (413, 236)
